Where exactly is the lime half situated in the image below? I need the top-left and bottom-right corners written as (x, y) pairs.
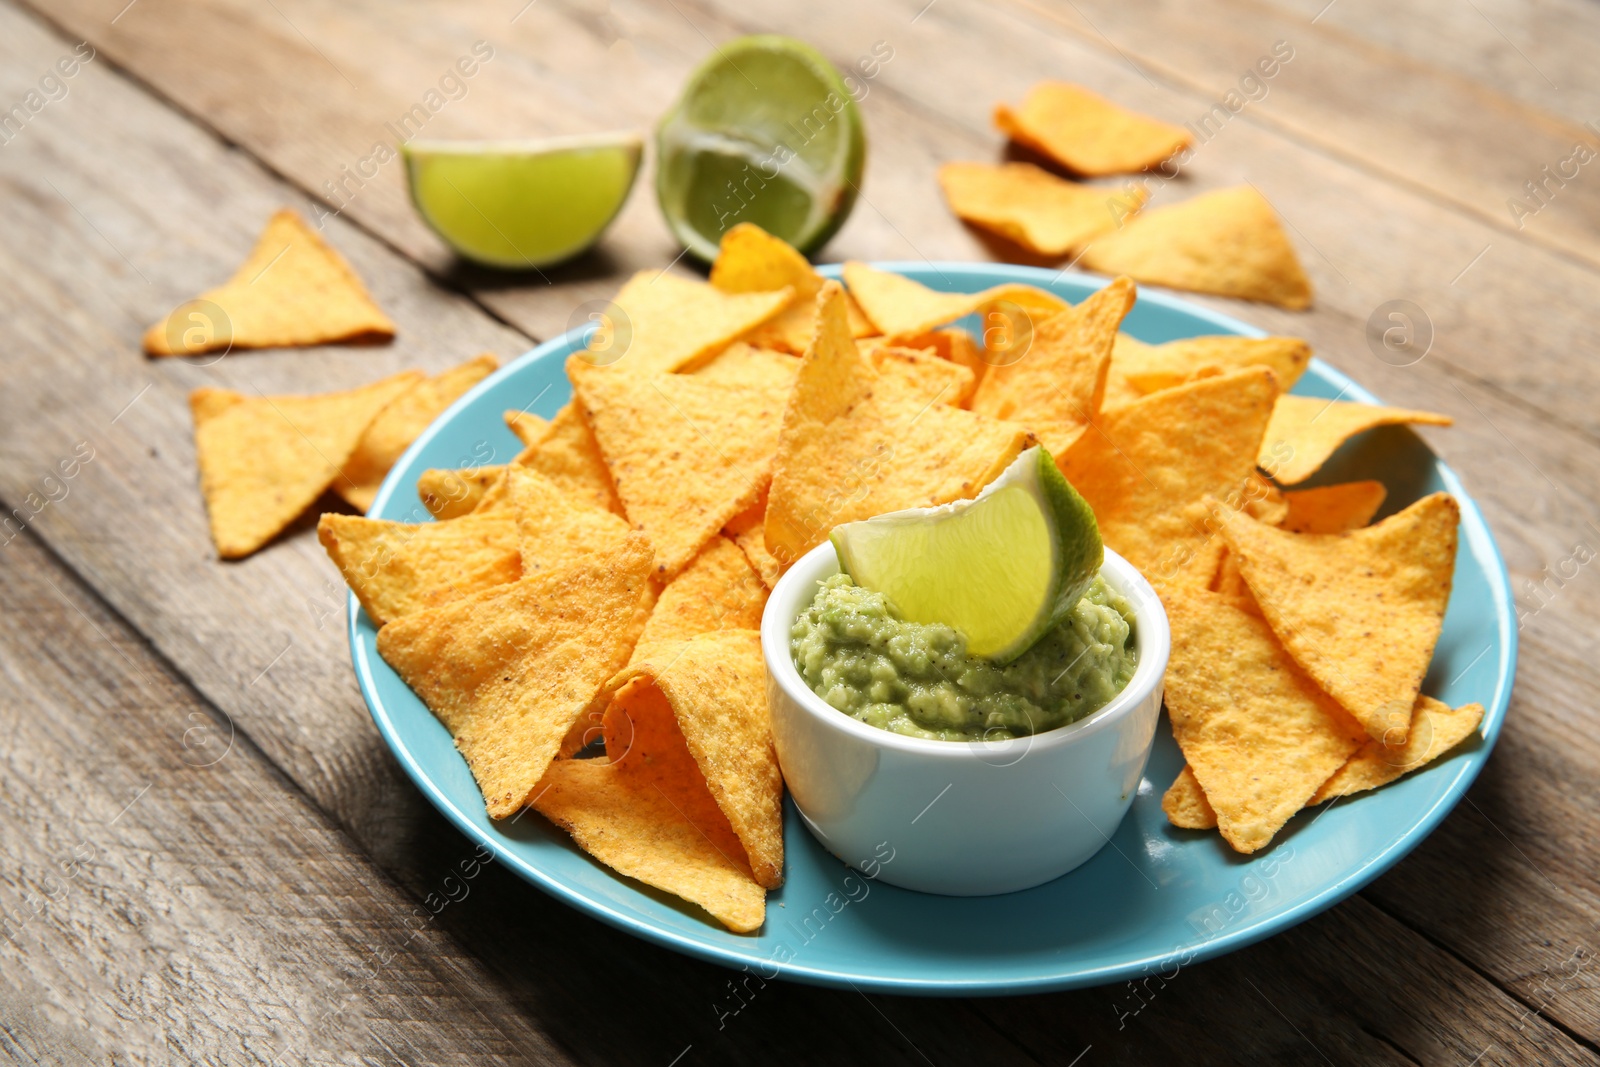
top-left (830, 447), bottom-right (1103, 662)
top-left (402, 132), bottom-right (643, 269)
top-left (656, 35), bottom-right (865, 262)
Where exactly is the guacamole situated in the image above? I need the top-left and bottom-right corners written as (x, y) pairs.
top-left (791, 573), bottom-right (1138, 742)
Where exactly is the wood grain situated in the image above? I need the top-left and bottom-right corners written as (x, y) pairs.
top-left (0, 533), bottom-right (568, 1065)
top-left (2, 0), bottom-right (1600, 1061)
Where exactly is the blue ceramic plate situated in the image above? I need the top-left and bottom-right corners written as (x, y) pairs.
top-left (350, 263), bottom-right (1514, 995)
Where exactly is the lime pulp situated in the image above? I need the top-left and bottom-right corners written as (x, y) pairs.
top-left (656, 35), bottom-right (865, 263)
top-left (402, 132), bottom-right (643, 269)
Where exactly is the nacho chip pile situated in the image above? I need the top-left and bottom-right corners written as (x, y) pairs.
top-left (313, 225), bottom-right (1471, 923)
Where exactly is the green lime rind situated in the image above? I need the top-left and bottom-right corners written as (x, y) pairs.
top-left (830, 446), bottom-right (1104, 664)
top-left (402, 132), bottom-right (643, 270)
top-left (655, 35), bottom-right (866, 263)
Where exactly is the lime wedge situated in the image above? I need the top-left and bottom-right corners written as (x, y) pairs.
top-left (830, 447), bottom-right (1103, 663)
top-left (656, 35), bottom-right (865, 262)
top-left (402, 133), bottom-right (643, 269)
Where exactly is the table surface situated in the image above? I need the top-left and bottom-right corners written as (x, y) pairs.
top-left (2, 1), bottom-right (1597, 1063)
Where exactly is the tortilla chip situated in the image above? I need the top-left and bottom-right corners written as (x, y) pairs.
top-left (1056, 367), bottom-right (1277, 585)
top-left (1113, 335), bottom-right (1310, 398)
top-left (1310, 697), bottom-right (1484, 803)
top-left (514, 402), bottom-right (624, 516)
top-left (892, 328), bottom-right (987, 393)
top-left (735, 529), bottom-right (783, 591)
top-left (709, 223), bottom-right (830, 354)
top-left (190, 372), bottom-right (420, 558)
top-left (592, 269), bottom-right (791, 374)
top-left (765, 283), bottom-right (1032, 567)
top-left (417, 465), bottom-right (505, 520)
top-left (505, 466), bottom-right (635, 575)
top-left (145, 209), bottom-right (395, 355)
top-left (1281, 481), bottom-right (1387, 534)
top-left (938, 161), bottom-right (1146, 257)
top-left (1218, 492), bottom-right (1459, 744)
top-left (1162, 766), bottom-right (1217, 830)
top-left (504, 409), bottom-right (548, 448)
top-left (376, 535), bottom-right (652, 819)
top-left (842, 261), bottom-right (1067, 340)
top-left (1211, 547), bottom-right (1247, 597)
top-left (723, 489), bottom-right (767, 537)
top-left (866, 345), bottom-right (974, 407)
top-left (605, 630), bottom-right (783, 889)
top-left (318, 511), bottom-right (519, 625)
top-left (337, 355), bottom-right (499, 513)
top-left (1261, 395), bottom-right (1453, 485)
top-left (630, 537), bottom-right (768, 663)
top-left (971, 276), bottom-right (1135, 454)
top-left (1161, 586), bottom-right (1366, 853)
top-left (570, 357), bottom-right (789, 577)
top-left (532, 681), bottom-right (766, 932)
top-left (993, 82), bottom-right (1192, 177)
top-left (1080, 187), bottom-right (1313, 310)
top-left (691, 342), bottom-right (800, 389)
top-left (1243, 473), bottom-right (1289, 526)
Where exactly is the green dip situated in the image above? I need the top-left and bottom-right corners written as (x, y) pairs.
top-left (791, 573), bottom-right (1138, 742)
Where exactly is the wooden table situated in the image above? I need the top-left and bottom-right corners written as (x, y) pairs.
top-left (2, 0), bottom-right (1597, 1062)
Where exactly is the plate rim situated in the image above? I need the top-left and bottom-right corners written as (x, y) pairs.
top-left (349, 262), bottom-right (1516, 995)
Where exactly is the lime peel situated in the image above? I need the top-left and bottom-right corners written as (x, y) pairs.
top-left (829, 446), bottom-right (1103, 663)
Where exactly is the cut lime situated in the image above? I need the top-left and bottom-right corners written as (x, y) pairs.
top-left (829, 447), bottom-right (1103, 663)
top-left (402, 133), bottom-right (643, 269)
top-left (656, 35), bottom-right (865, 262)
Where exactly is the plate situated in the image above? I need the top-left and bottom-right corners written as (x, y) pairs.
top-left (350, 263), bottom-right (1514, 995)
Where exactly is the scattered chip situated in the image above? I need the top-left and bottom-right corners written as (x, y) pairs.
top-left (1261, 395), bottom-right (1453, 485)
top-left (190, 372), bottom-right (421, 558)
top-left (1080, 186), bottom-right (1313, 310)
top-left (593, 269), bottom-right (791, 374)
top-left (338, 354), bottom-right (499, 513)
top-left (938, 161), bottom-right (1146, 257)
top-left (993, 82), bottom-right (1192, 177)
top-left (1310, 697), bottom-right (1484, 803)
top-left (1219, 493), bottom-right (1459, 744)
top-left (533, 679), bottom-right (766, 932)
top-left (1056, 367), bottom-right (1277, 585)
top-left (146, 209), bottom-right (396, 356)
top-left (318, 510), bottom-right (520, 625)
top-left (514, 402), bottom-right (624, 516)
top-left (605, 630), bottom-right (783, 889)
top-left (971, 276), bottom-right (1135, 454)
top-left (504, 409), bottom-right (548, 447)
top-left (1112, 335), bottom-right (1310, 398)
top-left (377, 535), bottom-right (652, 819)
top-left (765, 283), bottom-right (1032, 567)
top-left (842, 261), bottom-right (1066, 340)
top-left (1161, 586), bottom-right (1366, 853)
top-left (1281, 481), bottom-right (1387, 534)
top-left (1162, 766), bottom-right (1217, 830)
top-left (570, 356), bottom-right (790, 576)
top-left (417, 465), bottom-right (505, 520)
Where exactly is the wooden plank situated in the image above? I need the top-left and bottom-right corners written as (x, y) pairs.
top-left (993, 0), bottom-right (1600, 269)
top-left (23, 0), bottom-right (1600, 443)
top-left (2, 0), bottom-right (1600, 1059)
top-left (984, 897), bottom-right (1600, 1067)
top-left (0, 533), bottom-right (571, 1066)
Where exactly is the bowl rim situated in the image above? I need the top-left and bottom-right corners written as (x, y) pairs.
top-left (761, 540), bottom-right (1171, 759)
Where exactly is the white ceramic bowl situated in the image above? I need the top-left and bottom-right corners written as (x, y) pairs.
top-left (762, 541), bottom-right (1169, 896)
